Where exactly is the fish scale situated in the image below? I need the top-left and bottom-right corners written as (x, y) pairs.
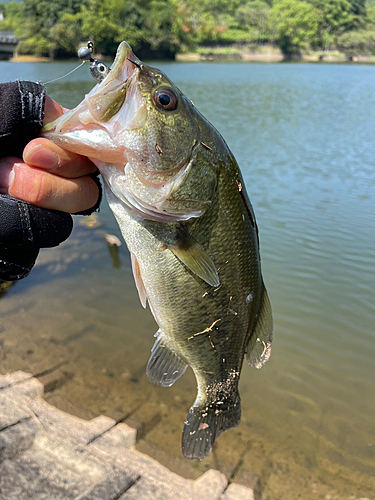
top-left (42, 41), bottom-right (273, 460)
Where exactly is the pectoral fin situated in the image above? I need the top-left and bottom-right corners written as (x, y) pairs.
top-left (169, 228), bottom-right (220, 287)
top-left (246, 287), bottom-right (273, 369)
top-left (131, 253), bottom-right (147, 308)
top-left (147, 330), bottom-right (188, 387)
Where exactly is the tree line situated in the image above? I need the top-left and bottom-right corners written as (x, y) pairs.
top-left (1, 0), bottom-right (375, 58)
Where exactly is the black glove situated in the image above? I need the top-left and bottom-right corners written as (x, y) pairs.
top-left (0, 194), bottom-right (73, 280)
top-left (0, 80), bottom-right (46, 159)
top-left (0, 80), bottom-right (100, 281)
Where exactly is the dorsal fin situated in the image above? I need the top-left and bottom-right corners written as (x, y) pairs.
top-left (246, 287), bottom-right (273, 369)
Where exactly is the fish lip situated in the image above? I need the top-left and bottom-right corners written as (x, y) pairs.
top-left (106, 41), bottom-right (140, 85)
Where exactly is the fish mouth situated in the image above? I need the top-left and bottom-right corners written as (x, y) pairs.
top-left (42, 42), bottom-right (140, 138)
top-left (110, 41), bottom-right (141, 81)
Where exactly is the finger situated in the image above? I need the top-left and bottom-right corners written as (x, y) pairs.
top-left (23, 138), bottom-right (98, 179)
top-left (43, 95), bottom-right (68, 123)
top-left (0, 157), bottom-right (99, 214)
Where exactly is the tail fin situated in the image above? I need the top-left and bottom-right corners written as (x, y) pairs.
top-left (181, 394), bottom-right (241, 460)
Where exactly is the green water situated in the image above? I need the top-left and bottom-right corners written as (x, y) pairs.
top-left (0, 60), bottom-right (374, 499)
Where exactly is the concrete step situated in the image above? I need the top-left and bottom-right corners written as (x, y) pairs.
top-left (0, 371), bottom-right (255, 500)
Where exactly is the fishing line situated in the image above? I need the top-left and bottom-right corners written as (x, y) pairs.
top-left (42, 42), bottom-right (109, 85)
top-left (43, 61), bottom-right (86, 85)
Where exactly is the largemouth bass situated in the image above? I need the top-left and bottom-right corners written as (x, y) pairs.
top-left (42, 42), bottom-right (273, 460)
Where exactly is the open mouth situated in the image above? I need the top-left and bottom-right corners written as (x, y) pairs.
top-left (42, 42), bottom-right (140, 136)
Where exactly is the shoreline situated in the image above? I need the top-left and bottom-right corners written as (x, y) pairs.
top-left (177, 49), bottom-right (375, 63)
top-left (8, 50), bottom-right (375, 64)
top-left (10, 55), bottom-right (51, 62)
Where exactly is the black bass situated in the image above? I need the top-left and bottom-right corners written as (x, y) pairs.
top-left (42, 42), bottom-right (273, 460)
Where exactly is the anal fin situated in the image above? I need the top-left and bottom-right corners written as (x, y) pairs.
top-left (147, 330), bottom-right (188, 387)
top-left (131, 253), bottom-right (147, 308)
top-left (246, 287), bottom-right (273, 369)
top-left (169, 227), bottom-right (220, 287)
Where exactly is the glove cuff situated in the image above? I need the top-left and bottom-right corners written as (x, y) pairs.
top-left (0, 194), bottom-right (73, 248)
top-left (0, 245), bottom-right (39, 281)
top-left (0, 81), bottom-right (46, 158)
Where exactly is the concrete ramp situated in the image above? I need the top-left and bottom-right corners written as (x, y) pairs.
top-left (0, 371), bottom-right (254, 500)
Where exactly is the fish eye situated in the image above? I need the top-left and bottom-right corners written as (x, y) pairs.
top-left (154, 88), bottom-right (178, 111)
top-left (98, 64), bottom-right (106, 73)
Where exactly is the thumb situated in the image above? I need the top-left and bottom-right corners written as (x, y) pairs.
top-left (43, 96), bottom-right (69, 124)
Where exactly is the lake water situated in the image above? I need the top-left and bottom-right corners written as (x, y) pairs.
top-left (0, 60), bottom-right (374, 499)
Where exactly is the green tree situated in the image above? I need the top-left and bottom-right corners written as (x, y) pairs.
top-left (309, 0), bottom-right (354, 48)
top-left (197, 0), bottom-right (241, 19)
top-left (316, 0), bottom-right (353, 31)
top-left (81, 0), bottom-right (191, 58)
top-left (0, 1), bottom-right (23, 30)
top-left (268, 0), bottom-right (322, 54)
top-left (235, 0), bottom-right (269, 31)
top-left (337, 29), bottom-right (375, 50)
top-left (80, 0), bottom-right (143, 56)
top-left (19, 0), bottom-right (89, 57)
top-left (50, 13), bottom-right (84, 57)
top-left (235, 0), bottom-right (270, 43)
top-left (367, 4), bottom-right (375, 25)
top-left (179, 0), bottom-right (241, 44)
top-left (346, 0), bottom-right (367, 27)
top-left (17, 32), bottom-right (50, 56)
top-left (350, 0), bottom-right (366, 17)
top-left (6, 0), bottom-right (373, 59)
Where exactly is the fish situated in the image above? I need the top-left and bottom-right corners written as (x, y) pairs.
top-left (42, 41), bottom-right (273, 460)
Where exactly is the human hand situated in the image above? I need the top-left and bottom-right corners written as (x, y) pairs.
top-left (0, 92), bottom-right (101, 281)
top-left (0, 96), bottom-right (100, 214)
